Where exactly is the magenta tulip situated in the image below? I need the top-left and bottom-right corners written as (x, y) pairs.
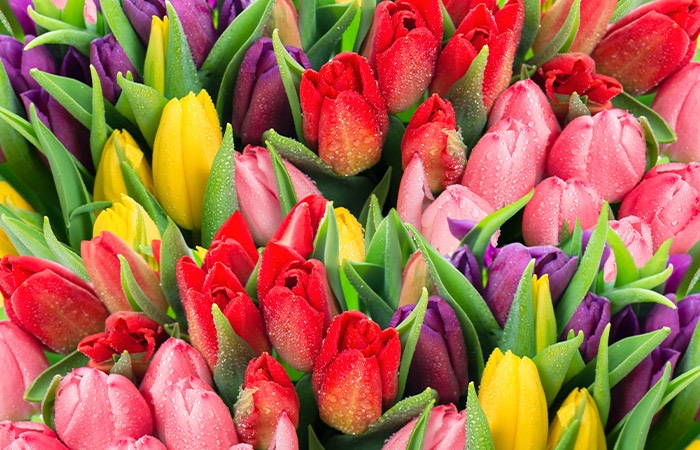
top-left (382, 404), bottom-right (466, 449)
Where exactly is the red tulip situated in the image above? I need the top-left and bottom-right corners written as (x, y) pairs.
top-left (271, 194), bottom-right (329, 259)
top-left (312, 310), bottom-right (401, 434)
top-left (299, 52), bottom-right (389, 176)
top-left (234, 353), bottom-right (300, 449)
top-left (0, 256), bottom-right (109, 354)
top-left (401, 94), bottom-right (466, 194)
top-left (257, 241), bottom-right (338, 372)
top-left (0, 421), bottom-right (69, 450)
top-left (203, 211), bottom-right (259, 285)
top-left (361, 0), bottom-right (442, 113)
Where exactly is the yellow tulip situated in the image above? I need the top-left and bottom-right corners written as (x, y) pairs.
top-left (152, 90), bottom-right (222, 230)
top-left (479, 348), bottom-right (548, 450)
top-left (532, 274), bottom-right (557, 354)
top-left (547, 388), bottom-right (606, 450)
top-left (144, 16), bottom-right (168, 94)
top-left (94, 129), bottom-right (154, 203)
top-left (686, 441), bottom-right (700, 450)
top-left (334, 207), bottom-right (365, 264)
top-left (0, 181), bottom-right (36, 258)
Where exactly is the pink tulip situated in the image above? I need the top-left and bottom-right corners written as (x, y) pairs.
top-left (619, 162), bottom-right (700, 254)
top-left (0, 421), bottom-right (69, 450)
top-left (462, 117), bottom-right (539, 209)
top-left (488, 79), bottom-right (561, 182)
top-left (522, 176), bottom-right (603, 246)
top-left (107, 436), bottom-right (168, 450)
top-left (54, 368), bottom-right (153, 450)
top-left (0, 321), bottom-right (49, 421)
top-left (397, 154), bottom-right (435, 229)
top-left (159, 377), bottom-right (239, 450)
top-left (652, 62), bottom-right (700, 162)
top-left (382, 404), bottom-right (466, 449)
top-left (234, 146), bottom-right (321, 245)
top-left (547, 109), bottom-right (647, 203)
top-left (267, 413), bottom-right (298, 450)
top-left (604, 216), bottom-right (654, 282)
top-left (421, 184), bottom-right (494, 255)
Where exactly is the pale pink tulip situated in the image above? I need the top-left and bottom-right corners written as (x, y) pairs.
top-left (268, 412), bottom-right (299, 450)
top-left (604, 216), bottom-right (654, 282)
top-left (397, 154), bottom-right (435, 229)
top-left (382, 404), bottom-right (466, 449)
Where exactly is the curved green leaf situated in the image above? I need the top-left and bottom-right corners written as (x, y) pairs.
top-left (24, 29), bottom-right (97, 54)
top-left (342, 260), bottom-right (395, 325)
top-left (306, 1), bottom-right (359, 70)
top-left (526, 0), bottom-right (580, 67)
top-left (446, 45), bottom-right (488, 148)
top-left (466, 382), bottom-right (495, 450)
top-left (515, 0), bottom-right (540, 65)
top-left (312, 202), bottom-right (345, 310)
top-left (500, 260), bottom-right (536, 358)
top-left (27, 7), bottom-right (85, 31)
top-left (117, 74), bottom-right (168, 147)
top-left (164, 1), bottom-right (201, 99)
top-left (202, 124), bottom-right (237, 247)
top-left (43, 217), bottom-right (89, 281)
top-left (267, 144), bottom-right (298, 216)
top-left (533, 331), bottom-right (584, 407)
top-left (406, 399), bottom-right (435, 450)
top-left (159, 220), bottom-right (192, 326)
top-left (612, 92), bottom-right (676, 144)
top-left (24, 351), bottom-right (89, 403)
top-left (262, 129), bottom-right (335, 175)
top-left (606, 287), bottom-right (676, 315)
top-left (271, 29), bottom-right (305, 145)
top-left (119, 255), bottom-right (173, 325)
top-left (90, 65), bottom-right (112, 168)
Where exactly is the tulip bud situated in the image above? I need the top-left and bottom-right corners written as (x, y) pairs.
top-left (234, 353), bottom-right (300, 449)
top-left (0, 321), bottom-right (49, 421)
top-left (299, 52), bottom-right (389, 176)
top-left (397, 154), bottom-right (435, 229)
top-left (90, 34), bottom-right (141, 104)
top-left (619, 162), bottom-right (700, 254)
top-left (478, 348), bottom-right (548, 450)
top-left (644, 294), bottom-right (700, 354)
top-left (534, 0), bottom-right (617, 54)
top-left (144, 16), bottom-right (168, 95)
top-left (265, 0), bottom-right (302, 47)
top-left (561, 292), bottom-right (611, 362)
top-left (449, 244), bottom-right (482, 291)
top-left (0, 421), bottom-right (70, 449)
top-left (313, 310), bottom-right (401, 434)
top-left (388, 297), bottom-right (468, 404)
top-left (382, 404), bottom-right (466, 450)
top-left (652, 62), bottom-right (700, 162)
top-left (55, 368), bottom-right (153, 450)
top-left (233, 38), bottom-right (311, 146)
top-left (107, 435), bottom-right (168, 450)
top-left (335, 207), bottom-right (365, 264)
top-left (547, 388), bottom-right (606, 450)
top-left (123, 0), bottom-right (167, 44)
top-left (219, 0), bottom-right (253, 33)
top-left (361, 0), bottom-right (443, 113)
top-left (152, 90), bottom-right (222, 230)
top-left (610, 304), bottom-right (640, 343)
top-left (522, 176), bottom-right (603, 246)
top-left (604, 216), bottom-right (654, 282)
top-left (7, 0), bottom-right (34, 35)
top-left (0, 181), bottom-right (36, 258)
top-left (0, 35), bottom-right (56, 96)
top-left (401, 94), bottom-right (466, 193)
top-left (60, 47), bottom-right (91, 85)
top-left (664, 253), bottom-right (693, 295)
top-left (0, 255), bottom-right (109, 354)
top-left (203, 210), bottom-right (259, 284)
top-left (169, 0), bottom-right (216, 68)
top-left (94, 130), bottom-right (155, 204)
top-left (268, 412), bottom-right (299, 450)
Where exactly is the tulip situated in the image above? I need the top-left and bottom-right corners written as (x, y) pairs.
top-left (0, 321), bottom-right (49, 421)
top-left (441, 0), bottom-right (474, 26)
top-left (591, 0), bottom-right (700, 96)
top-left (219, 0), bottom-right (253, 33)
top-left (644, 294), bottom-right (700, 354)
top-left (448, 218), bottom-right (499, 267)
top-left (232, 38), bottom-right (311, 146)
top-left (361, 0), bottom-right (442, 113)
top-left (522, 176), bottom-right (603, 246)
top-left (531, 53), bottom-right (623, 119)
top-left (265, 0), bottom-right (302, 47)
top-left (388, 297), bottom-right (468, 404)
top-left (604, 216), bottom-right (654, 282)
top-left (55, 368), bottom-right (153, 450)
top-left (610, 304), bottom-right (640, 344)
top-left (266, 190), bottom-right (327, 259)
top-left (0, 255), bottom-right (109, 354)
top-left (382, 404), bottom-right (466, 450)
top-left (0, 181), bottom-right (36, 258)
top-left (8, 0), bottom-right (35, 35)
top-left (478, 348), bottom-right (548, 450)
top-left (401, 94), bottom-right (466, 193)
top-left (560, 292), bottom-right (611, 362)
top-left (547, 388), bottom-right (606, 450)
top-left (462, 117), bottom-right (540, 209)
top-left (420, 184), bottom-right (494, 255)
top-left (396, 154), bottom-right (435, 229)
top-left (664, 253), bottom-right (693, 295)
top-left (449, 244), bottom-right (482, 291)
top-left (268, 412), bottom-right (298, 450)
top-left (430, 0), bottom-right (524, 111)
top-left (312, 311), bottom-right (401, 434)
top-left (202, 210), bottom-right (259, 284)
top-left (652, 62), bottom-right (700, 162)
top-left (152, 90), bottom-right (222, 230)
top-left (123, 0), bottom-right (167, 44)
top-left (159, 376), bottom-right (239, 450)
top-left (94, 130), bottom-right (155, 204)
top-left (399, 251), bottom-right (432, 307)
top-left (108, 435), bottom-right (168, 450)
top-left (144, 16), bottom-right (168, 95)
top-left (177, 256), bottom-right (271, 369)
top-left (234, 353), bottom-right (300, 449)
top-left (169, 0), bottom-right (216, 67)
top-left (257, 241), bottom-right (338, 372)
top-left (60, 46), bottom-right (91, 85)
top-left (90, 34), bottom-right (141, 104)
top-left (299, 52), bottom-right (389, 176)
top-left (619, 162), bottom-right (700, 254)
top-left (0, 35), bottom-right (56, 96)
top-left (688, 441), bottom-right (700, 450)
top-left (488, 79), bottom-right (561, 183)
top-left (335, 207), bottom-right (365, 264)
top-left (234, 146), bottom-right (321, 245)
top-left (0, 421), bottom-right (70, 450)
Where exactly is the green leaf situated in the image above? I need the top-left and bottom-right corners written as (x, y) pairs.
top-left (267, 144), bottom-right (298, 216)
top-left (342, 260), bottom-right (395, 325)
top-left (159, 220), bottom-right (192, 327)
top-left (591, 324), bottom-right (611, 427)
top-left (639, 238), bottom-right (671, 280)
top-left (308, 426), bottom-right (326, 450)
top-left (639, 116), bottom-right (659, 173)
top-left (313, 202), bottom-right (346, 310)
top-left (306, 1), bottom-right (359, 70)
top-left (43, 217), bottom-right (90, 281)
top-left (605, 287), bottom-right (676, 315)
top-left (61, 0), bottom-right (87, 27)
top-left (676, 240), bottom-right (700, 298)
top-left (564, 92), bottom-right (592, 124)
top-left (89, 65), bottom-right (112, 169)
top-left (299, 0), bottom-right (317, 49)
top-left (110, 351), bottom-right (136, 382)
top-left (363, 195), bottom-right (384, 251)
top-left (611, 0), bottom-right (649, 22)
top-left (271, 29), bottom-right (305, 145)
top-left (23, 29), bottom-right (97, 54)
top-left (0, 213), bottom-right (54, 260)
top-left (24, 351), bottom-right (89, 403)
top-left (358, 167), bottom-right (392, 227)
top-left (446, 45), bottom-right (488, 148)
top-left (607, 224), bottom-right (639, 286)
top-left (164, 1), bottom-right (201, 99)
top-left (500, 260), bottom-right (536, 357)
top-left (0, 104), bottom-right (40, 149)
top-left (202, 124), bottom-right (237, 247)
top-left (533, 331), bottom-right (585, 407)
top-left (364, 211), bottom-right (406, 310)
top-left (406, 399), bottom-right (435, 450)
top-left (119, 255), bottom-right (173, 325)
top-left (100, 0), bottom-right (145, 75)
top-left (262, 129), bottom-right (336, 175)
top-left (515, 0), bottom-right (540, 65)
top-left (526, 0), bottom-right (580, 67)
top-left (612, 92), bottom-right (676, 144)
top-left (296, 375), bottom-right (320, 449)
top-left (353, 0), bottom-right (375, 53)
top-left (465, 382), bottom-right (495, 450)
top-left (120, 159), bottom-right (171, 234)
top-left (395, 289), bottom-right (429, 401)
top-left (0, 0), bottom-right (23, 37)
top-left (40, 374), bottom-right (61, 430)
top-left (27, 6), bottom-right (85, 31)
top-left (117, 74), bottom-right (169, 147)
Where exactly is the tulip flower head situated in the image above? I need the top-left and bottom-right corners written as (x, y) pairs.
top-left (547, 388), bottom-right (606, 450)
top-left (0, 421), bottom-right (70, 449)
top-left (335, 207), bottom-right (365, 264)
top-left (382, 404), bottom-right (466, 449)
top-left (534, 0), bottom-right (617, 54)
top-left (561, 292), bottom-right (611, 362)
top-left (123, 0), bottom-right (167, 44)
top-left (94, 130), bottom-right (155, 204)
top-left (0, 181), bottom-right (35, 258)
top-left (90, 34), bottom-right (141, 104)
top-left (202, 210), bottom-right (260, 284)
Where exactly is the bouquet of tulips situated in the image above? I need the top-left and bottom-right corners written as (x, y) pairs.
top-left (1, 0), bottom-right (700, 447)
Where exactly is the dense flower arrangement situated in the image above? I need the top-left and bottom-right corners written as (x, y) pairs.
top-left (1, 0), bottom-right (700, 448)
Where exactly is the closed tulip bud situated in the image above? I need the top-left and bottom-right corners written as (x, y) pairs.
top-left (234, 353), bottom-right (300, 449)
top-left (233, 38), bottom-right (310, 146)
top-left (123, 0), bottom-right (167, 44)
top-left (522, 176), bottom-right (603, 246)
top-left (0, 181), bottom-right (35, 258)
top-left (547, 388), bottom-right (606, 450)
top-left (8, 0), bottom-right (34, 35)
top-left (219, 0), bottom-right (253, 33)
top-left (591, 0), bottom-right (700, 96)
top-left (604, 217), bottom-right (654, 282)
top-left (361, 0), bottom-right (442, 113)
top-left (60, 47), bottom-right (91, 85)
top-left (619, 162), bottom-right (700, 254)
top-left (94, 130), bottom-right (155, 204)
top-left (561, 292), bottom-right (611, 362)
top-left (268, 412), bottom-right (298, 450)
top-left (534, 0), bottom-right (617, 54)
top-left (0, 321), bottom-right (49, 421)
top-left (664, 253), bottom-right (693, 295)
top-left (462, 117), bottom-right (539, 209)
top-left (312, 310), bottom-right (401, 434)
top-left (335, 207), bottom-right (365, 264)
top-left (396, 154), bottom-right (435, 229)
top-left (203, 211), bottom-right (259, 284)
top-left (382, 404), bottom-right (466, 450)
top-left (399, 251), bottom-right (432, 307)
top-left (55, 368), bottom-right (153, 450)
top-left (153, 90), bottom-right (222, 230)
top-left (0, 35), bottom-right (56, 96)
top-left (299, 52), bottom-right (389, 176)
top-left (610, 305), bottom-right (640, 343)
top-left (0, 255), bottom-right (109, 354)
top-left (107, 435), bottom-right (168, 450)
top-left (0, 421), bottom-right (70, 449)
top-left (644, 294), bottom-right (700, 354)
top-left (266, 0), bottom-right (302, 47)
top-left (82, 231), bottom-right (167, 313)
top-left (478, 348), bottom-right (548, 450)
top-left (169, 0), bottom-right (216, 67)
top-left (235, 146), bottom-right (321, 245)
top-left (652, 62), bottom-right (700, 162)
top-left (488, 79), bottom-right (561, 182)
top-left (144, 16), bottom-right (168, 94)
top-left (90, 34), bottom-right (141, 104)
top-left (388, 297), bottom-right (468, 404)
top-left (401, 94), bottom-right (466, 193)
top-left (450, 244), bottom-right (482, 290)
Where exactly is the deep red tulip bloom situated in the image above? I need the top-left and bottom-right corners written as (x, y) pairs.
top-left (534, 0), bottom-right (617, 54)
top-left (271, 194), bottom-right (328, 259)
top-left (203, 210), bottom-right (260, 284)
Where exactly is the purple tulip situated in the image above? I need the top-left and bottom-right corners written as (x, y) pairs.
top-left (665, 253), bottom-right (693, 295)
top-left (219, 0), bottom-right (253, 33)
top-left (388, 297), bottom-right (468, 404)
top-left (8, 0), bottom-right (35, 35)
top-left (90, 34), bottom-right (140, 104)
top-left (449, 244), bottom-right (482, 291)
top-left (560, 292), bottom-right (610, 363)
top-left (609, 305), bottom-right (640, 344)
top-left (644, 294), bottom-right (700, 354)
top-left (61, 46), bottom-right (92, 85)
top-left (123, 0), bottom-right (167, 44)
top-left (0, 35), bottom-right (56, 95)
top-left (170, 0), bottom-right (216, 68)
top-left (233, 38), bottom-right (310, 146)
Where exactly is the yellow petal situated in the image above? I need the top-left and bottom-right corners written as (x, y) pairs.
top-left (480, 349), bottom-right (520, 450)
top-left (514, 356), bottom-right (548, 450)
top-left (335, 207), bottom-right (365, 264)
